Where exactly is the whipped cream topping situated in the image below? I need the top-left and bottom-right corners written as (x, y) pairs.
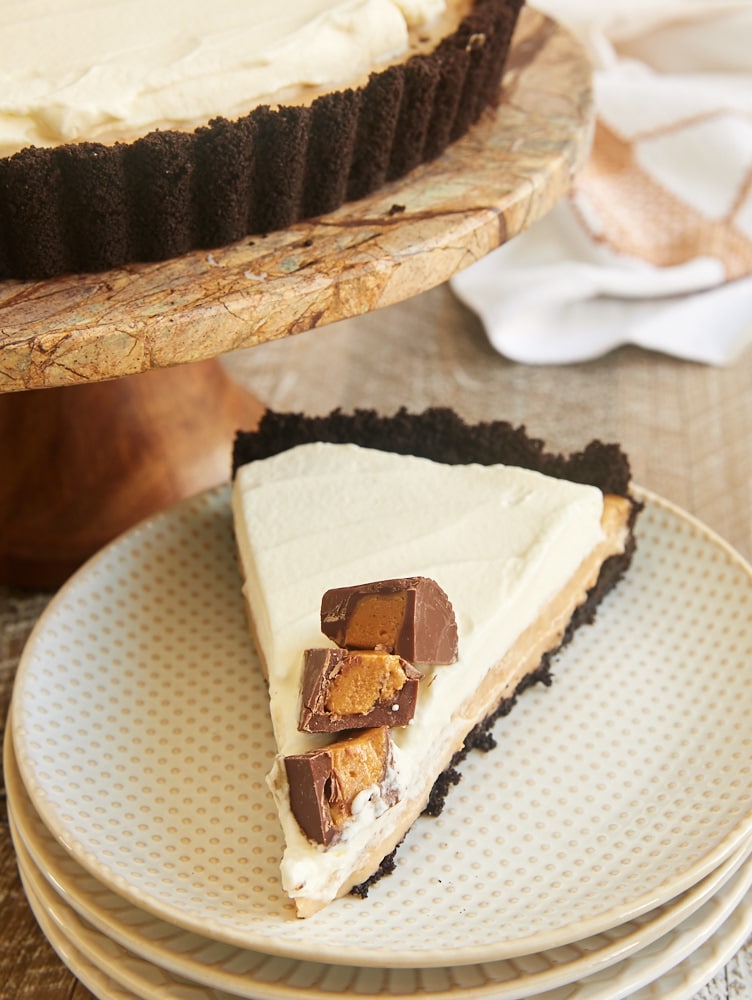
top-left (232, 442), bottom-right (606, 907)
top-left (0, 0), bottom-right (446, 157)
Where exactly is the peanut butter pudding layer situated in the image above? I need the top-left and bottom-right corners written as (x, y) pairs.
top-left (231, 409), bottom-right (641, 918)
top-left (0, 0), bottom-right (523, 279)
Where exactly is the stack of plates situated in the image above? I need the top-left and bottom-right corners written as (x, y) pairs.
top-left (7, 484), bottom-right (752, 1000)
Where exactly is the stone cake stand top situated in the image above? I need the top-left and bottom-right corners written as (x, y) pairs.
top-left (0, 8), bottom-right (593, 393)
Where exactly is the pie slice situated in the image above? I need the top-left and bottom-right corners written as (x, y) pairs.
top-left (231, 409), bottom-right (641, 917)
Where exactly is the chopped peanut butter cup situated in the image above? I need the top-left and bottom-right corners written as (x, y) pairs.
top-left (321, 576), bottom-right (459, 665)
top-left (285, 728), bottom-right (396, 846)
top-left (299, 647), bottom-right (422, 732)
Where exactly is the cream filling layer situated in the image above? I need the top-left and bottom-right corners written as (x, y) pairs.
top-left (232, 443), bottom-right (623, 912)
top-left (0, 0), bottom-right (448, 156)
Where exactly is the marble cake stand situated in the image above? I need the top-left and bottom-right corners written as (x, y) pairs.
top-left (0, 8), bottom-right (593, 586)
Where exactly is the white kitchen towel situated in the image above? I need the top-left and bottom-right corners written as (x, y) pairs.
top-left (451, 0), bottom-right (752, 364)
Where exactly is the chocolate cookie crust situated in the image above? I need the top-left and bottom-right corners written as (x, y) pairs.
top-left (233, 405), bottom-right (635, 499)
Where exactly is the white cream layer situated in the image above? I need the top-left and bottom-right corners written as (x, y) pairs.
top-left (0, 0), bottom-right (445, 156)
top-left (232, 442), bottom-right (606, 908)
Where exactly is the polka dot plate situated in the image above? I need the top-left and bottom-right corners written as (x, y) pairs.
top-left (10, 485), bottom-right (752, 967)
top-left (14, 809), bottom-right (752, 1000)
top-left (7, 718), bottom-right (752, 1000)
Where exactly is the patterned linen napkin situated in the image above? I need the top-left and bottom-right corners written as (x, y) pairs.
top-left (451, 0), bottom-right (752, 364)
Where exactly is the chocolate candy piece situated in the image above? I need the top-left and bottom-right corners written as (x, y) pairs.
top-left (320, 576), bottom-right (458, 665)
top-left (284, 728), bottom-right (396, 845)
top-left (298, 648), bottom-right (422, 733)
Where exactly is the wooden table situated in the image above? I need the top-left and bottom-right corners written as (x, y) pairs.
top-left (2, 280), bottom-right (752, 996)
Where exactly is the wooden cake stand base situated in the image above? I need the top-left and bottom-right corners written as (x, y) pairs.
top-left (0, 361), bottom-right (263, 588)
top-left (0, 9), bottom-right (593, 587)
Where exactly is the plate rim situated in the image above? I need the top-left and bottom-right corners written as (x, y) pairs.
top-left (14, 797), bottom-right (752, 1000)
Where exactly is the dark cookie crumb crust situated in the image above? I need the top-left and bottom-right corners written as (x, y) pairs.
top-left (0, 0), bottom-right (523, 281)
top-left (233, 405), bottom-right (635, 498)
top-left (233, 406), bottom-right (642, 899)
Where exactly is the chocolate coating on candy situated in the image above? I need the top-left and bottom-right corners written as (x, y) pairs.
top-left (284, 749), bottom-right (335, 845)
top-left (285, 728), bottom-right (395, 845)
top-left (299, 648), bottom-right (422, 733)
top-left (320, 576), bottom-right (458, 665)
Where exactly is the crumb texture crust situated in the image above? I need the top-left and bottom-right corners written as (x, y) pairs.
top-left (233, 405), bottom-right (634, 498)
top-left (0, 0), bottom-right (523, 280)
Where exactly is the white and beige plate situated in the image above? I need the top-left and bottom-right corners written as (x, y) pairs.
top-left (7, 719), bottom-right (752, 1000)
top-left (13, 807), bottom-right (752, 1000)
top-left (10, 484), bottom-right (752, 965)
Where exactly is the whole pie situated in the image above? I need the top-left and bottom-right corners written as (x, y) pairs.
top-left (0, 0), bottom-right (524, 279)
